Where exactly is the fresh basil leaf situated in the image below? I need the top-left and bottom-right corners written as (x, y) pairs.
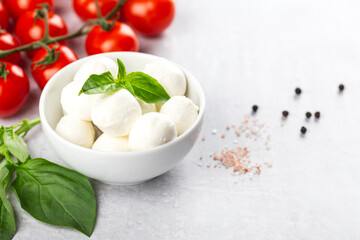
top-left (3, 127), bottom-right (29, 163)
top-left (12, 158), bottom-right (96, 237)
top-left (0, 127), bottom-right (4, 160)
top-left (123, 79), bottom-right (135, 96)
top-left (0, 161), bottom-right (16, 240)
top-left (0, 144), bottom-right (7, 160)
top-left (0, 126), bottom-right (4, 144)
top-left (0, 199), bottom-right (15, 240)
top-left (126, 72), bottom-right (170, 103)
top-left (117, 58), bottom-right (126, 80)
top-left (79, 71), bottom-right (120, 95)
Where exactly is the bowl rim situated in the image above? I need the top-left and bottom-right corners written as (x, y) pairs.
top-left (39, 51), bottom-right (206, 157)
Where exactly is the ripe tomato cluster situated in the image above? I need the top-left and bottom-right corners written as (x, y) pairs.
top-left (0, 0), bottom-right (175, 118)
top-left (76, 0), bottom-right (175, 54)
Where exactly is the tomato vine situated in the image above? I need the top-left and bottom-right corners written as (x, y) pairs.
top-left (0, 0), bottom-right (127, 59)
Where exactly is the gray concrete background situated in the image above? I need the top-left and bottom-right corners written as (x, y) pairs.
top-left (2, 0), bottom-right (360, 239)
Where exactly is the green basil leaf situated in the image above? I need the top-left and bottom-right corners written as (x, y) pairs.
top-left (117, 58), bottom-right (126, 80)
top-left (0, 161), bottom-right (16, 240)
top-left (123, 79), bottom-right (135, 96)
top-left (126, 72), bottom-right (170, 104)
top-left (12, 158), bottom-right (96, 237)
top-left (0, 201), bottom-right (16, 240)
top-left (79, 71), bottom-right (121, 95)
top-left (3, 127), bottom-right (29, 163)
top-left (0, 144), bottom-right (7, 161)
top-left (0, 126), bottom-right (4, 144)
top-left (0, 128), bottom-right (4, 160)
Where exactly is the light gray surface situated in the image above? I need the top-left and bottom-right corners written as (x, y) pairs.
top-left (2, 0), bottom-right (360, 239)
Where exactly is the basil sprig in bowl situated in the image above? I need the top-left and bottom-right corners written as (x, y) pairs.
top-left (39, 52), bottom-right (205, 185)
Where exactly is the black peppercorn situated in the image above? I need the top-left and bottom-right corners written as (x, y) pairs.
top-left (295, 87), bottom-right (302, 95)
top-left (339, 84), bottom-right (344, 92)
top-left (282, 110), bottom-right (289, 117)
top-left (314, 111), bottom-right (320, 119)
top-left (300, 126), bottom-right (307, 134)
top-left (252, 105), bottom-right (258, 113)
top-left (305, 112), bottom-right (312, 118)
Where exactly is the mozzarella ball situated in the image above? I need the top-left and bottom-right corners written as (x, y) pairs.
top-left (92, 134), bottom-right (129, 152)
top-left (129, 112), bottom-right (177, 151)
top-left (55, 115), bottom-right (95, 148)
top-left (143, 59), bottom-right (186, 97)
top-left (61, 81), bottom-right (97, 121)
top-left (160, 96), bottom-right (199, 136)
top-left (137, 98), bottom-right (156, 114)
top-left (73, 57), bottom-right (118, 84)
top-left (91, 89), bottom-right (142, 137)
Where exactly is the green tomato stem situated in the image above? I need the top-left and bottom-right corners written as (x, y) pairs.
top-left (42, 8), bottom-right (51, 42)
top-left (0, 63), bottom-right (9, 81)
top-left (94, 0), bottom-right (104, 20)
top-left (106, 0), bottom-right (127, 19)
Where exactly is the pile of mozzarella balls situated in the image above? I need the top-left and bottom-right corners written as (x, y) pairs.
top-left (55, 57), bottom-right (199, 152)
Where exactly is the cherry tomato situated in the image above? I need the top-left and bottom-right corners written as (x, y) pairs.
top-left (4, 0), bottom-right (54, 21)
top-left (73, 0), bottom-right (118, 21)
top-left (0, 61), bottom-right (30, 118)
top-left (85, 21), bottom-right (139, 55)
top-left (31, 44), bottom-right (78, 90)
top-left (0, 32), bottom-right (21, 64)
top-left (15, 10), bottom-right (68, 57)
top-left (123, 0), bottom-right (175, 36)
top-left (0, 2), bottom-right (9, 29)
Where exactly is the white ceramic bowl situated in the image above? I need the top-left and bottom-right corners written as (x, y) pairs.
top-left (39, 52), bottom-right (205, 185)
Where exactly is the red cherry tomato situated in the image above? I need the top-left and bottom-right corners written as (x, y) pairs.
top-left (0, 61), bottom-right (30, 117)
top-left (0, 2), bottom-right (9, 29)
top-left (4, 0), bottom-right (54, 21)
top-left (123, 0), bottom-right (175, 36)
top-left (31, 44), bottom-right (78, 90)
top-left (15, 10), bottom-right (68, 57)
top-left (73, 0), bottom-right (118, 21)
top-left (0, 32), bottom-right (21, 64)
top-left (85, 21), bottom-right (139, 55)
